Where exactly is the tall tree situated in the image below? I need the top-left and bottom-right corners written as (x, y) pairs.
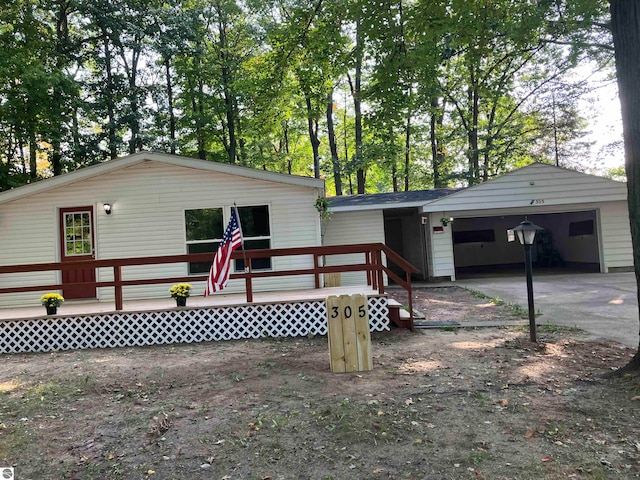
top-left (610, 0), bottom-right (640, 371)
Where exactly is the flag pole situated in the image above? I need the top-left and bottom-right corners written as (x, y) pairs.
top-left (233, 203), bottom-right (249, 273)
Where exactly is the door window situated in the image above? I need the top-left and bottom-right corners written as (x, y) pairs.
top-left (64, 212), bottom-right (93, 256)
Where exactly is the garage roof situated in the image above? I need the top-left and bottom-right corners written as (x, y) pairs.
top-left (328, 188), bottom-right (463, 212)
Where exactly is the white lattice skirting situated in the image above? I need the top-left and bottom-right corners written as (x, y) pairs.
top-left (0, 296), bottom-right (390, 354)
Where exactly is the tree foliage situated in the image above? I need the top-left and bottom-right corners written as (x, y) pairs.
top-left (0, 0), bottom-right (612, 193)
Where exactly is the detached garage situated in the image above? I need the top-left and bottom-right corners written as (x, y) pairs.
top-left (326, 163), bottom-right (632, 284)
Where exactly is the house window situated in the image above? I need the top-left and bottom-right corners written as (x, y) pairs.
top-left (453, 229), bottom-right (496, 244)
top-left (185, 208), bottom-right (224, 274)
top-left (569, 220), bottom-right (594, 237)
top-left (236, 205), bottom-right (272, 271)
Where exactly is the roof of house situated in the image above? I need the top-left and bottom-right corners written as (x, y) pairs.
top-left (0, 151), bottom-right (325, 205)
top-left (328, 188), bottom-right (463, 212)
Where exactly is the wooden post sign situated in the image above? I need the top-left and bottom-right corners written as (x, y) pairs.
top-left (326, 294), bottom-right (373, 373)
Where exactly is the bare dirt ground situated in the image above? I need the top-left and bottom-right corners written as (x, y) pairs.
top-left (1, 286), bottom-right (639, 480)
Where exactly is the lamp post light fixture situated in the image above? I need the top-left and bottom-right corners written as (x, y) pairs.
top-left (512, 218), bottom-right (544, 342)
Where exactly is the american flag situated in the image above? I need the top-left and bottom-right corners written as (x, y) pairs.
top-left (204, 207), bottom-right (243, 296)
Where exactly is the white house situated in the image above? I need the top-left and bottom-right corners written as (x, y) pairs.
top-left (0, 152), bottom-right (325, 307)
top-left (326, 163), bottom-right (632, 282)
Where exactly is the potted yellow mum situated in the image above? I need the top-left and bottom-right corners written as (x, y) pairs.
top-left (40, 293), bottom-right (64, 315)
top-left (169, 283), bottom-right (192, 307)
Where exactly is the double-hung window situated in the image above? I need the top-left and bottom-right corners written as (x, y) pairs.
top-left (185, 208), bottom-right (224, 275)
top-left (184, 205), bottom-right (272, 275)
top-left (236, 205), bottom-right (272, 271)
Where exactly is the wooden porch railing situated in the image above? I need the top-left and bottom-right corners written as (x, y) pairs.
top-left (0, 243), bottom-right (420, 328)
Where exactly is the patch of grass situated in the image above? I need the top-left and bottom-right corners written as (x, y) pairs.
top-left (312, 397), bottom-right (425, 447)
top-left (471, 392), bottom-right (490, 406)
top-left (464, 288), bottom-right (538, 319)
top-left (536, 322), bottom-right (583, 334)
top-left (439, 325), bottom-right (459, 332)
top-left (0, 424), bottom-right (32, 460)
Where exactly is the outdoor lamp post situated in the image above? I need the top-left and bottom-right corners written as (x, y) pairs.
top-left (512, 219), bottom-right (544, 342)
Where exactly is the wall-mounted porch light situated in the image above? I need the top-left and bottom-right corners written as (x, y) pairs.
top-left (103, 203), bottom-right (112, 215)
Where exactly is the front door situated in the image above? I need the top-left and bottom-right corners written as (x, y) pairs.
top-left (60, 206), bottom-right (97, 299)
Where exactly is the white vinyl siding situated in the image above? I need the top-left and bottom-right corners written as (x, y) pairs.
top-left (428, 213), bottom-right (455, 280)
top-left (599, 201), bottom-right (633, 271)
top-left (0, 161), bottom-right (321, 307)
top-left (422, 163), bottom-right (627, 213)
top-left (324, 210), bottom-right (386, 286)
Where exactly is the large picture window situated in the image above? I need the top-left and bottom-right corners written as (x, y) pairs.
top-left (236, 205), bottom-right (272, 271)
top-left (184, 205), bottom-right (272, 275)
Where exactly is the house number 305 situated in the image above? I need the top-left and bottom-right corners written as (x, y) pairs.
top-left (330, 304), bottom-right (367, 319)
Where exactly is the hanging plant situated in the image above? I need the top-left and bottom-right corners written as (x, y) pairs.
top-left (314, 196), bottom-right (332, 224)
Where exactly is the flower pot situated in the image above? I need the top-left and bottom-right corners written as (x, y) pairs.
top-left (176, 297), bottom-right (187, 307)
top-left (46, 306), bottom-right (57, 315)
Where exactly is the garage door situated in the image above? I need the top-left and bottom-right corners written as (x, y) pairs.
top-left (452, 211), bottom-right (600, 275)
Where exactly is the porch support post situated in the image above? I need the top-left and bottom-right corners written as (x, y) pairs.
top-left (313, 253), bottom-right (320, 289)
top-left (245, 278), bottom-right (253, 302)
top-left (114, 266), bottom-right (123, 311)
top-left (406, 270), bottom-right (414, 331)
top-left (376, 249), bottom-right (385, 294)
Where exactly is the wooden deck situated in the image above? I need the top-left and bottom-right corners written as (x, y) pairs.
top-left (0, 286), bottom-right (379, 321)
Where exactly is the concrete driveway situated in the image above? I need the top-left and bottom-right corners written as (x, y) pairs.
top-left (457, 272), bottom-right (639, 348)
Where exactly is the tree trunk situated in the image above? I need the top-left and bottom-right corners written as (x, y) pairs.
top-left (610, 0), bottom-right (640, 371)
top-left (305, 94), bottom-right (321, 179)
top-left (222, 82), bottom-right (236, 164)
top-left (103, 33), bottom-right (117, 160)
top-left (197, 79), bottom-right (206, 160)
top-left (235, 106), bottom-right (247, 165)
top-left (343, 90), bottom-right (351, 193)
top-left (52, 140), bottom-right (62, 176)
top-left (404, 113), bottom-right (411, 192)
top-left (29, 132), bottom-right (37, 181)
top-left (354, 18), bottom-right (365, 194)
top-left (126, 47), bottom-right (141, 154)
top-left (468, 67), bottom-right (480, 185)
top-left (430, 98), bottom-right (447, 188)
top-left (72, 105), bottom-right (81, 165)
top-left (51, 0), bottom-right (70, 176)
top-left (164, 55), bottom-right (176, 155)
top-left (326, 89), bottom-right (342, 195)
top-left (217, 4), bottom-right (237, 164)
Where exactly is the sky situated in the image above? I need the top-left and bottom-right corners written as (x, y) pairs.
top-left (581, 70), bottom-right (625, 174)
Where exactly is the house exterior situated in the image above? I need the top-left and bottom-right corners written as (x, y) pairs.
top-left (326, 163), bottom-right (632, 283)
top-left (0, 152), bottom-right (325, 307)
